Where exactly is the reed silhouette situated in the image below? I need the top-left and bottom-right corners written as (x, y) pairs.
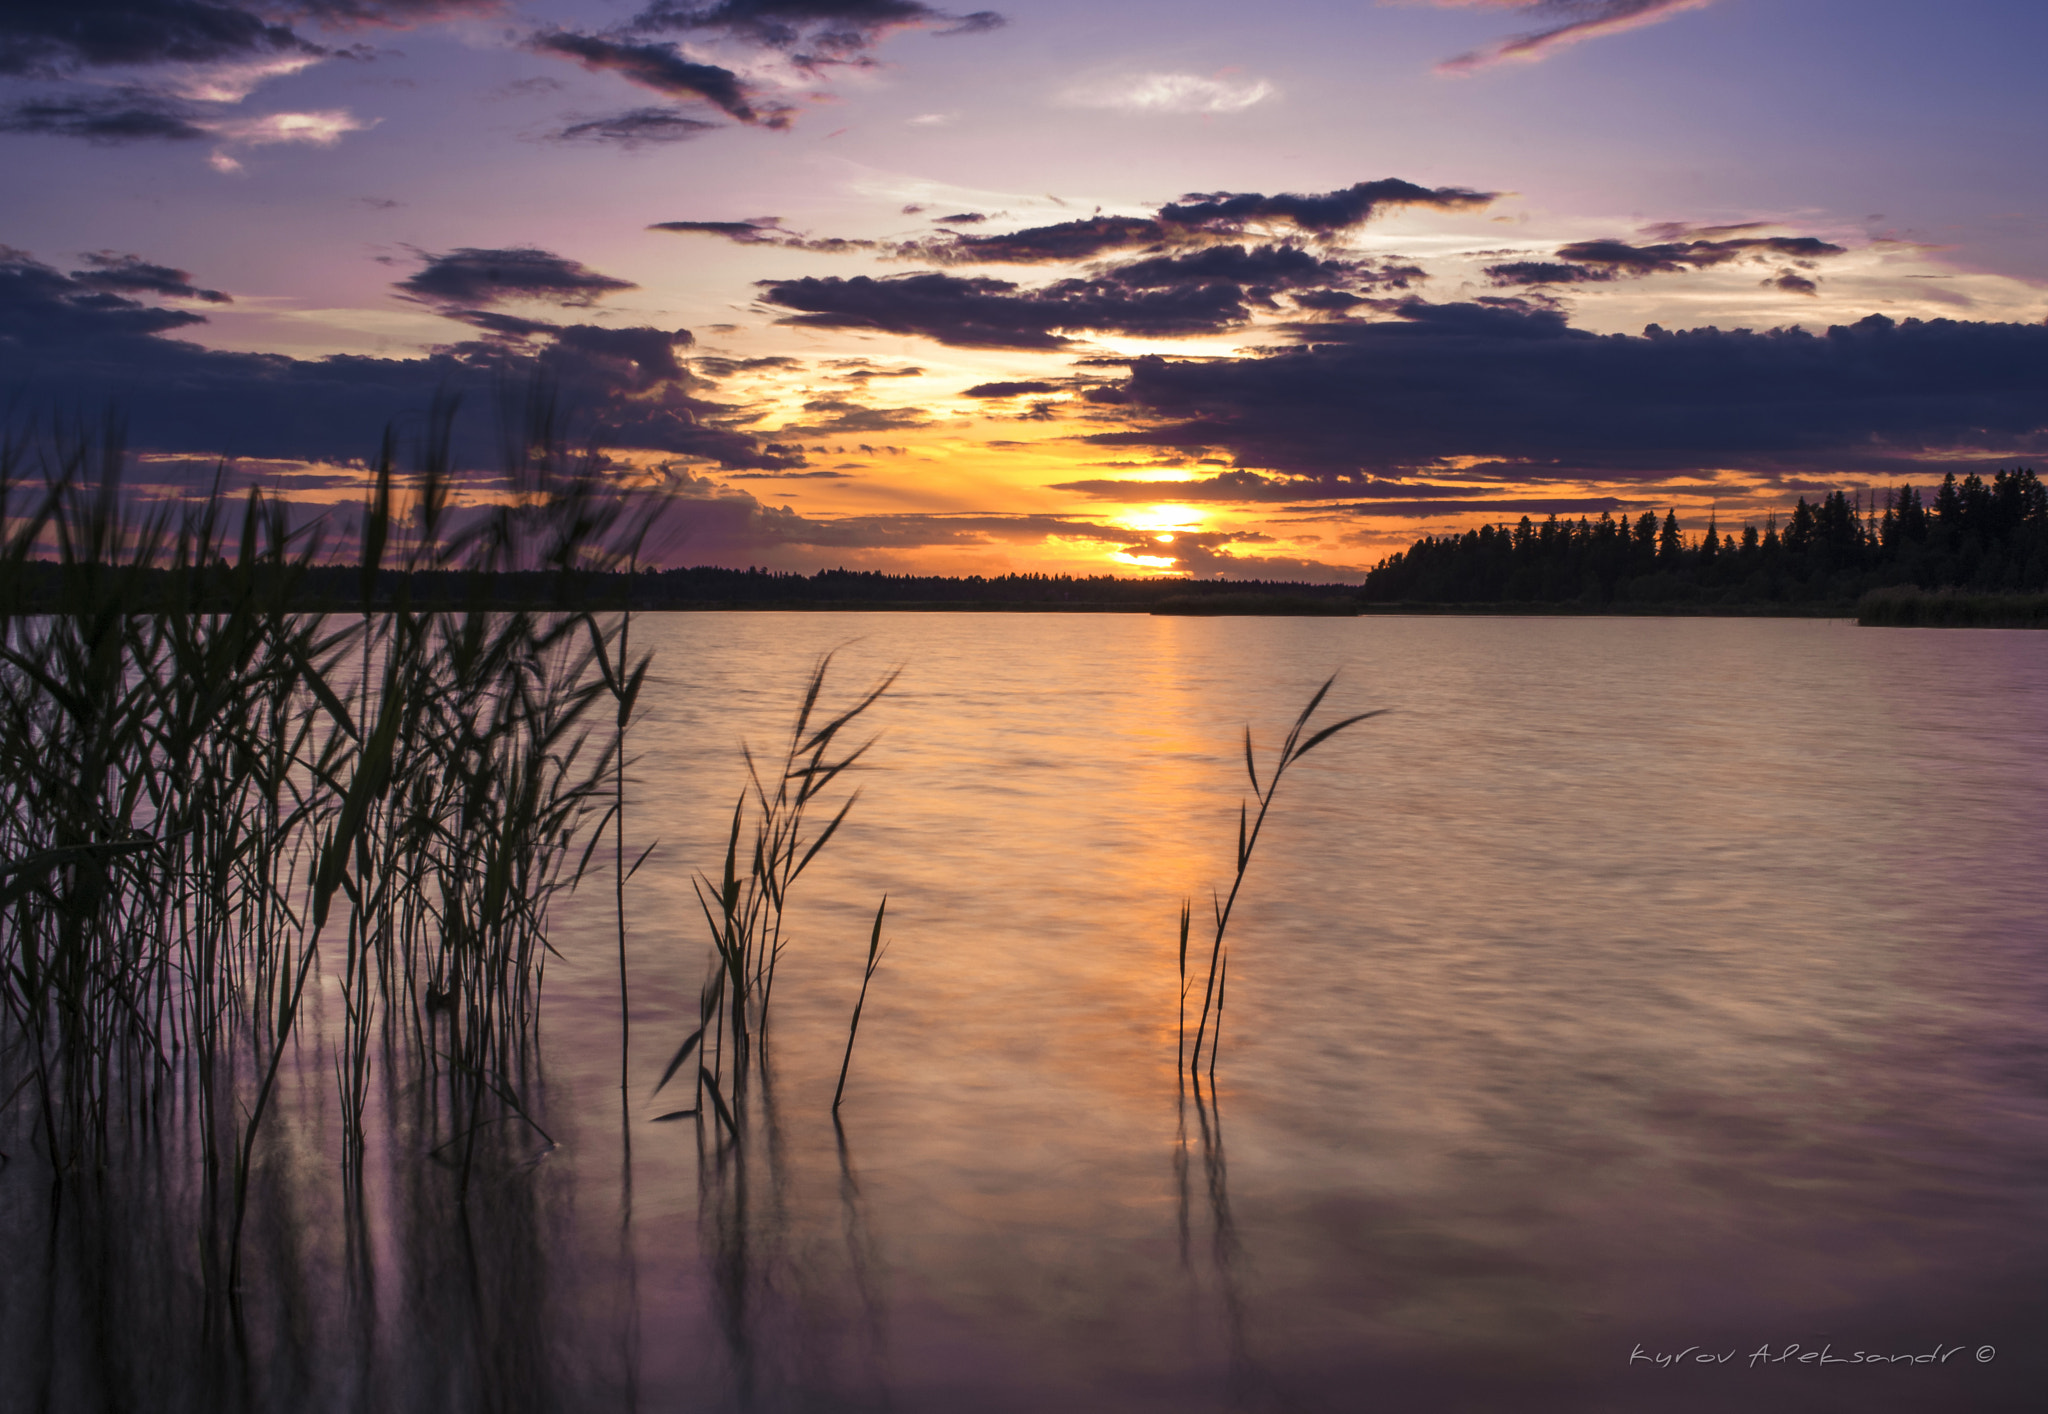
top-left (1182, 676), bottom-right (1382, 1079)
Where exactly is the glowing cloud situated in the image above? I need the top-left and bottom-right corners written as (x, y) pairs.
top-left (1432, 0), bottom-right (1719, 75)
top-left (207, 107), bottom-right (373, 170)
top-left (1059, 72), bottom-right (1275, 115)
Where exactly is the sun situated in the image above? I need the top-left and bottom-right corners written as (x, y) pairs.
top-left (1116, 503), bottom-right (1207, 536)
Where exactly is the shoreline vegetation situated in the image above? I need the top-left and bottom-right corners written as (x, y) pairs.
top-left (8, 560), bottom-right (2044, 626)
top-left (1361, 469), bottom-right (2048, 627)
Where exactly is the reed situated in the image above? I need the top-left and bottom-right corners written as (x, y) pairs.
top-left (1183, 676), bottom-right (1382, 1079)
top-left (656, 653), bottom-right (896, 1130)
top-left (0, 397), bottom-right (652, 1287)
top-left (833, 897), bottom-right (889, 1112)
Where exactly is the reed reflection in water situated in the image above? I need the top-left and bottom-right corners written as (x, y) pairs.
top-left (6, 612), bottom-right (2048, 1412)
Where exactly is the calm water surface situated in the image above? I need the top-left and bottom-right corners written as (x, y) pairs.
top-left (11, 614), bottom-right (2048, 1411)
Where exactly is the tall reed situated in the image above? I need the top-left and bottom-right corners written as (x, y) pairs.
top-left (656, 654), bottom-right (896, 1130)
top-left (1182, 676), bottom-right (1382, 1079)
top-left (0, 396), bottom-right (654, 1292)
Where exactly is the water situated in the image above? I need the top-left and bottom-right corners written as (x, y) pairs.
top-left (7, 614), bottom-right (2046, 1411)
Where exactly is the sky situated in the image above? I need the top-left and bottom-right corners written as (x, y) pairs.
top-left (5, 0), bottom-right (2048, 579)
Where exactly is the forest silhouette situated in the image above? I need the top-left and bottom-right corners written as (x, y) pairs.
top-left (1361, 469), bottom-right (2048, 610)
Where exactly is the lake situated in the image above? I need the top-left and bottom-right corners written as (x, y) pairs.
top-left (6, 613), bottom-right (2045, 1411)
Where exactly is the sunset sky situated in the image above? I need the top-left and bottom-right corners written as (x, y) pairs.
top-left (6, 0), bottom-right (2048, 578)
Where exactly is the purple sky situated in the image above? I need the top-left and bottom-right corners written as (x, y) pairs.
top-left (5, 0), bottom-right (2047, 577)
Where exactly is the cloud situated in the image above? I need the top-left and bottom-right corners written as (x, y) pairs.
top-left (1480, 259), bottom-right (1612, 286)
top-left (0, 89), bottom-right (370, 159)
top-left (1485, 234), bottom-right (1847, 286)
top-left (647, 180), bottom-right (1491, 271)
top-left (1434, 0), bottom-right (1719, 75)
top-left (0, 93), bottom-right (210, 140)
top-left (772, 395), bottom-right (930, 436)
top-left (0, 243), bottom-right (801, 470)
top-left (521, 3), bottom-right (1003, 138)
top-left (209, 105), bottom-right (367, 145)
top-left (923, 180), bottom-right (1495, 264)
top-left (1156, 179), bottom-right (1497, 235)
top-left (551, 106), bottom-right (720, 146)
top-left (1101, 243), bottom-right (1421, 305)
top-left (0, 1), bottom-right (495, 82)
top-left (619, 489), bottom-right (1344, 576)
top-left (527, 30), bottom-right (786, 127)
top-left (0, 2), bottom-right (313, 78)
top-left (756, 270), bottom-right (1263, 348)
top-left (280, 0), bottom-right (504, 26)
top-left (0, 242), bottom-right (211, 340)
top-left (962, 380), bottom-right (1057, 397)
top-left (648, 217), bottom-right (878, 253)
top-left (1051, 475), bottom-right (1627, 518)
top-left (1049, 470), bottom-right (1518, 503)
top-left (628, 1), bottom-right (1004, 57)
top-left (395, 247), bottom-right (638, 308)
top-left (1058, 72), bottom-right (1273, 114)
top-left (925, 213), bottom-right (1166, 264)
top-left (750, 233), bottom-right (1452, 349)
top-left (1077, 300), bottom-right (2048, 484)
top-left (827, 358), bottom-right (922, 379)
top-left (71, 250), bottom-right (230, 302)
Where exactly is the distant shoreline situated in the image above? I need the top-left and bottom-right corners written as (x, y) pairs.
top-left (6, 561), bottom-right (2042, 625)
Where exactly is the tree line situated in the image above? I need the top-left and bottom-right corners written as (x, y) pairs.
top-left (1361, 469), bottom-right (2048, 607)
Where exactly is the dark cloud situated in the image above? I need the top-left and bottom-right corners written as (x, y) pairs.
top-left (1482, 260), bottom-right (1614, 287)
top-left (1100, 243), bottom-right (1353, 290)
top-left (757, 270), bottom-right (1258, 348)
top-left (1155, 179), bottom-right (1496, 235)
top-left (660, 180), bottom-right (1487, 270)
top-left (0, 2), bottom-right (311, 77)
top-left (962, 380), bottom-right (1056, 397)
top-left (528, 30), bottom-right (784, 127)
top-left (395, 247), bottom-right (637, 308)
top-left (0, 242), bottom-right (210, 341)
top-left (1765, 268), bottom-right (1818, 296)
top-left (72, 250), bottom-right (230, 302)
top-left (1323, 497), bottom-right (1626, 519)
top-left (1556, 235), bottom-right (1844, 273)
top-left (1438, 1), bottom-right (1720, 75)
top-left (628, 1), bottom-right (1003, 58)
top-left (694, 354), bottom-right (801, 377)
top-left (1078, 300), bottom-right (2048, 483)
top-left (0, 243), bottom-right (801, 471)
top-left (1637, 219), bottom-right (1770, 242)
top-left (648, 217), bottom-right (880, 254)
top-left (773, 396), bottom-right (930, 436)
top-left (0, 94), bottom-right (209, 141)
top-left (1486, 234), bottom-right (1846, 288)
top-left (918, 180), bottom-right (1494, 265)
top-left (914, 213), bottom-right (1163, 264)
top-left (552, 106), bottom-right (720, 146)
top-left (827, 359), bottom-right (923, 380)
top-left (280, 0), bottom-right (503, 25)
top-left (1049, 470), bottom-right (1513, 503)
top-left (0, 0), bottom-right (496, 91)
top-left (651, 219), bottom-right (784, 242)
